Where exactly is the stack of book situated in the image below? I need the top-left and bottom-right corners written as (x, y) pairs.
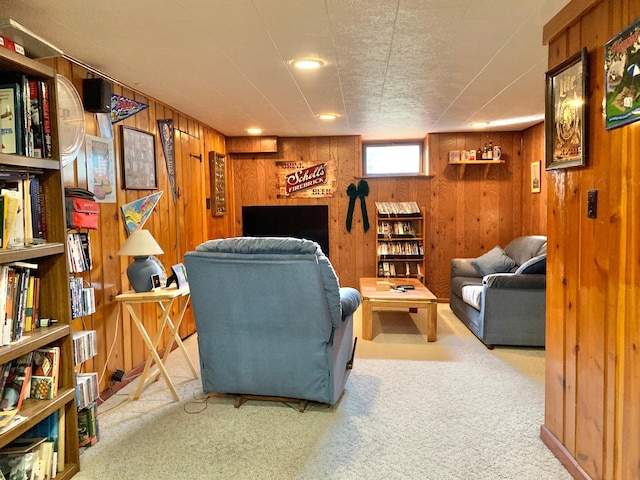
top-left (0, 74), bottom-right (52, 159)
top-left (71, 330), bottom-right (97, 365)
top-left (0, 410), bottom-right (65, 479)
top-left (75, 373), bottom-right (98, 411)
top-left (0, 173), bottom-right (48, 248)
top-left (0, 262), bottom-right (41, 346)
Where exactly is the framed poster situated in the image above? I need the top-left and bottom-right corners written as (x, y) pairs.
top-left (121, 126), bottom-right (157, 189)
top-left (531, 161), bottom-right (541, 193)
top-left (545, 48), bottom-right (588, 171)
top-left (604, 19), bottom-right (640, 130)
top-left (209, 151), bottom-right (227, 216)
top-left (85, 134), bottom-right (116, 203)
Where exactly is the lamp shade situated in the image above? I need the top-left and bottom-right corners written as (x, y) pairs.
top-left (118, 229), bottom-right (164, 257)
top-left (118, 230), bottom-right (164, 292)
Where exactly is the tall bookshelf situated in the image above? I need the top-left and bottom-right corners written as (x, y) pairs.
top-left (0, 47), bottom-right (80, 477)
top-left (375, 202), bottom-right (426, 283)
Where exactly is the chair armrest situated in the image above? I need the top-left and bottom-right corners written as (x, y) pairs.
top-left (483, 273), bottom-right (546, 289)
top-left (451, 258), bottom-right (482, 279)
top-left (340, 287), bottom-right (362, 320)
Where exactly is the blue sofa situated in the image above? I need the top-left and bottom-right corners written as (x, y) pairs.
top-left (184, 237), bottom-right (361, 406)
top-left (449, 235), bottom-right (547, 349)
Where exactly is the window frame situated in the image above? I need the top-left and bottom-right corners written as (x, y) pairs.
top-left (361, 140), bottom-right (428, 177)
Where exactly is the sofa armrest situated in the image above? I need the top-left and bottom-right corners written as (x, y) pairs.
top-left (451, 258), bottom-right (482, 279)
top-left (483, 273), bottom-right (546, 289)
top-left (340, 287), bottom-right (362, 320)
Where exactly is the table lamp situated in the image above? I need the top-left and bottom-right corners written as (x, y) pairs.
top-left (118, 229), bottom-right (164, 292)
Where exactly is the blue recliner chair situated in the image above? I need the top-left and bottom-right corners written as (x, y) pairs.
top-left (184, 237), bottom-right (361, 409)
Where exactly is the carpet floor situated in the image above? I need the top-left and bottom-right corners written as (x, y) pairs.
top-left (72, 304), bottom-right (571, 479)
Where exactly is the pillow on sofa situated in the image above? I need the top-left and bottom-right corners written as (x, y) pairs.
top-left (471, 246), bottom-right (516, 276)
top-left (514, 254), bottom-right (546, 274)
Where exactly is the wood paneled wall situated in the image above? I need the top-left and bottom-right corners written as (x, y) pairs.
top-left (230, 130), bottom-right (546, 299)
top-left (541, 1), bottom-right (640, 479)
top-left (42, 58), bottom-right (224, 393)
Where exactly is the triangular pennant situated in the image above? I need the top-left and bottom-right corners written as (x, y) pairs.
top-left (120, 191), bottom-right (164, 234)
top-left (110, 94), bottom-right (149, 124)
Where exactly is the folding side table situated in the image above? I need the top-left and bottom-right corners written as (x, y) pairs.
top-left (116, 286), bottom-right (199, 401)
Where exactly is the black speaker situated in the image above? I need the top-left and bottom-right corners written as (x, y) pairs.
top-left (82, 78), bottom-right (112, 113)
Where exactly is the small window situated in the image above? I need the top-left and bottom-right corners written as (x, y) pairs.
top-left (363, 141), bottom-right (425, 176)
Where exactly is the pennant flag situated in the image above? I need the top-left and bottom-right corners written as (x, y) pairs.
top-left (158, 119), bottom-right (177, 203)
top-left (110, 94), bottom-right (149, 124)
top-left (120, 191), bottom-right (164, 234)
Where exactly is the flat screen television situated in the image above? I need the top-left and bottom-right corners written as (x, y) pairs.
top-left (242, 205), bottom-right (329, 256)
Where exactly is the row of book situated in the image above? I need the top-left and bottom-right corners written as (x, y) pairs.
top-left (378, 220), bottom-right (417, 238)
top-left (377, 241), bottom-right (423, 256)
top-left (0, 347), bottom-right (60, 430)
top-left (378, 261), bottom-right (424, 278)
top-left (0, 410), bottom-right (64, 480)
top-left (77, 402), bottom-right (99, 448)
top-left (66, 232), bottom-right (92, 273)
top-left (69, 277), bottom-right (95, 320)
top-left (0, 35), bottom-right (26, 56)
top-left (0, 74), bottom-right (53, 159)
top-left (72, 330), bottom-right (97, 366)
top-left (0, 262), bottom-right (41, 346)
top-left (375, 201), bottom-right (421, 216)
top-left (76, 373), bottom-right (98, 411)
top-left (1, 174), bottom-right (47, 248)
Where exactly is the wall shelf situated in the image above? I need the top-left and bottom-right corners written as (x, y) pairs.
top-left (449, 160), bottom-right (505, 180)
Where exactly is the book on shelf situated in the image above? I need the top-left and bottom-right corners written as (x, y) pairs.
top-left (77, 402), bottom-right (99, 448)
top-left (76, 373), bottom-right (98, 411)
top-left (21, 410), bottom-right (62, 476)
top-left (375, 201), bottom-right (420, 216)
top-left (0, 352), bottom-right (34, 427)
top-left (0, 83), bottom-right (24, 156)
top-left (30, 347), bottom-right (60, 400)
top-left (72, 330), bottom-right (97, 365)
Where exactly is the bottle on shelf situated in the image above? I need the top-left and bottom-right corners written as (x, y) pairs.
top-left (488, 140), bottom-right (494, 159)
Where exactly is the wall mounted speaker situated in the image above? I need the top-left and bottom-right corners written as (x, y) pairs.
top-left (82, 78), bottom-right (112, 113)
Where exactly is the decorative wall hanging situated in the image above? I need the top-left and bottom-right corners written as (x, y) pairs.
top-left (110, 94), bottom-right (149, 124)
top-left (121, 126), bottom-right (157, 190)
top-left (531, 161), bottom-right (541, 193)
top-left (545, 47), bottom-right (588, 170)
top-left (276, 160), bottom-right (336, 198)
top-left (85, 134), bottom-right (116, 203)
top-left (345, 179), bottom-right (370, 232)
top-left (209, 151), bottom-right (227, 216)
top-left (120, 191), bottom-right (164, 234)
top-left (604, 19), bottom-right (640, 130)
top-left (158, 119), bottom-right (177, 203)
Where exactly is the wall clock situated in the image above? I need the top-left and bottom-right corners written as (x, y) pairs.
top-left (56, 74), bottom-right (86, 167)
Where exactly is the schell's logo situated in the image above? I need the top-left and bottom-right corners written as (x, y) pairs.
top-left (285, 163), bottom-right (327, 195)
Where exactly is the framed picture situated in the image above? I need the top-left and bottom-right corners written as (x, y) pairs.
top-left (604, 19), bottom-right (640, 130)
top-left (166, 263), bottom-right (188, 288)
top-left (545, 47), bottom-right (588, 170)
top-left (85, 134), bottom-right (117, 203)
top-left (209, 151), bottom-right (227, 216)
top-left (531, 161), bottom-right (541, 193)
top-left (121, 126), bottom-right (157, 189)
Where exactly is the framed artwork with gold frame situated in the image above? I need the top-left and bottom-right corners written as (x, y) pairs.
top-left (209, 151), bottom-right (226, 216)
top-left (545, 47), bottom-right (588, 170)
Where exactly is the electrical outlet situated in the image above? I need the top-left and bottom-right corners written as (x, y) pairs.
top-left (587, 189), bottom-right (597, 219)
top-left (112, 369), bottom-right (125, 382)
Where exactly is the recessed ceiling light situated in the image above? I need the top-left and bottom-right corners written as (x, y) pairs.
top-left (471, 122), bottom-right (490, 128)
top-left (246, 128), bottom-right (262, 135)
top-left (318, 113), bottom-right (338, 121)
top-left (290, 58), bottom-right (326, 70)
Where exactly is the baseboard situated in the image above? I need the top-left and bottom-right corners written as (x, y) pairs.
top-left (540, 424), bottom-right (592, 480)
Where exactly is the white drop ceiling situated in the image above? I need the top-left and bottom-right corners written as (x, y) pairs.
top-left (0, 0), bottom-right (570, 139)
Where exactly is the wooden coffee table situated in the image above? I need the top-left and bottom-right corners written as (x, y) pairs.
top-left (359, 277), bottom-right (438, 342)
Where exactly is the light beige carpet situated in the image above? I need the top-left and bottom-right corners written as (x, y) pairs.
top-left (72, 305), bottom-right (570, 479)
